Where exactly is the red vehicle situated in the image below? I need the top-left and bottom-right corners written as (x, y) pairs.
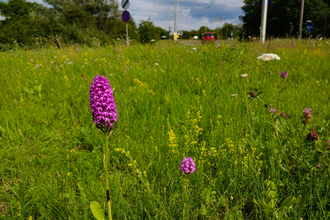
top-left (202, 32), bottom-right (215, 44)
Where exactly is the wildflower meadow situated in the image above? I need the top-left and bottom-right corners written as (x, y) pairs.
top-left (1, 39), bottom-right (330, 219)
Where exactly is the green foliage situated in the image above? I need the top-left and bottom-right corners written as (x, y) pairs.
top-left (90, 201), bottom-right (105, 220)
top-left (155, 26), bottom-right (168, 39)
top-left (254, 180), bottom-right (297, 219)
top-left (222, 23), bottom-right (235, 39)
top-left (138, 19), bottom-right (159, 43)
top-left (0, 0), bottom-right (139, 49)
top-left (0, 0), bottom-right (38, 22)
top-left (241, 0), bottom-right (330, 38)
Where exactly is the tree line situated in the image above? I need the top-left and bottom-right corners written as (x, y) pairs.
top-left (0, 0), bottom-right (244, 50)
top-left (2, 0), bottom-right (326, 50)
top-left (240, 0), bottom-right (330, 38)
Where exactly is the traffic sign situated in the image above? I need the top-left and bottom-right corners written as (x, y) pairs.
top-left (306, 23), bottom-right (314, 32)
top-left (259, 0), bottom-right (271, 9)
top-left (177, 31), bottom-right (183, 36)
top-left (121, 0), bottom-right (130, 10)
top-left (122, 10), bottom-right (130, 22)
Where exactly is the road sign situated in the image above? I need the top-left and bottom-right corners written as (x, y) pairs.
top-left (177, 31), bottom-right (183, 36)
top-left (121, 0), bottom-right (130, 10)
top-left (259, 0), bottom-right (271, 9)
top-left (306, 23), bottom-right (314, 32)
top-left (122, 10), bottom-right (130, 22)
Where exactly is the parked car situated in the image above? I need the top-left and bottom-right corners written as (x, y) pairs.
top-left (202, 32), bottom-right (215, 44)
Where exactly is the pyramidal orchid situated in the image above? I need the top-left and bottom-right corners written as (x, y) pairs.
top-left (90, 75), bottom-right (117, 133)
top-left (181, 157), bottom-right (196, 219)
top-left (89, 75), bottom-right (117, 220)
top-left (281, 71), bottom-right (288, 78)
top-left (181, 157), bottom-right (196, 174)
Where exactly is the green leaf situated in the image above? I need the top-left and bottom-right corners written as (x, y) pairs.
top-left (258, 198), bottom-right (274, 214)
top-left (218, 196), bottom-right (226, 207)
top-left (90, 201), bottom-right (105, 220)
top-left (266, 181), bottom-right (278, 199)
top-left (279, 195), bottom-right (297, 210)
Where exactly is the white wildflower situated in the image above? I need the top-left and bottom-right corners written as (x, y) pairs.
top-left (257, 53), bottom-right (281, 61)
top-left (241, 73), bottom-right (248, 77)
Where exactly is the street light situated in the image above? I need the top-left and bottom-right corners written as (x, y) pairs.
top-left (205, 6), bottom-right (210, 32)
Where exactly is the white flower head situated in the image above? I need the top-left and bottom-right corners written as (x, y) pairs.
top-left (155, 63), bottom-right (159, 65)
top-left (257, 53), bottom-right (281, 61)
top-left (241, 73), bottom-right (248, 77)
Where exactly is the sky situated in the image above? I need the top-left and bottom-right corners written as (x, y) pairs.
top-left (1, 0), bottom-right (245, 31)
top-left (128, 0), bottom-right (244, 31)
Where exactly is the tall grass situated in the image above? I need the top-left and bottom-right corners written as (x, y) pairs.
top-left (1, 39), bottom-right (330, 219)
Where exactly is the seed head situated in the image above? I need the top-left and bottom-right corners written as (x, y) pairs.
top-left (280, 112), bottom-right (288, 118)
top-left (250, 90), bottom-right (257, 97)
top-left (307, 129), bottom-right (318, 142)
top-left (302, 118), bottom-right (309, 124)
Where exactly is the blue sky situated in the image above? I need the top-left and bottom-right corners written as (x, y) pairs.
top-left (1, 0), bottom-right (245, 31)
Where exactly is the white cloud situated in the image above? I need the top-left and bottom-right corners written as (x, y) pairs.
top-left (129, 0), bottom-right (244, 30)
top-left (23, 0), bottom-right (244, 31)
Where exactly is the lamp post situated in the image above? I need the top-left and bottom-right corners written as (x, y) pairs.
top-left (299, 0), bottom-right (305, 40)
top-left (174, 0), bottom-right (177, 33)
top-left (260, 0), bottom-right (268, 43)
top-left (205, 6), bottom-right (210, 32)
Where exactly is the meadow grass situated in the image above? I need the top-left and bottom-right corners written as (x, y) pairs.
top-left (1, 39), bottom-right (330, 219)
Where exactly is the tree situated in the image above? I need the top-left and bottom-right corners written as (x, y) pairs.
top-left (221, 23), bottom-right (235, 39)
top-left (138, 19), bottom-right (158, 43)
top-left (240, 0), bottom-right (330, 38)
top-left (0, 0), bottom-right (38, 22)
top-left (155, 26), bottom-right (168, 39)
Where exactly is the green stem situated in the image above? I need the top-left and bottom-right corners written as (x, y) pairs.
top-left (104, 132), bottom-right (112, 220)
top-left (183, 175), bottom-right (189, 220)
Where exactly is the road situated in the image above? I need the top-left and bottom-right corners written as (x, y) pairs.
top-left (178, 40), bottom-right (221, 45)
